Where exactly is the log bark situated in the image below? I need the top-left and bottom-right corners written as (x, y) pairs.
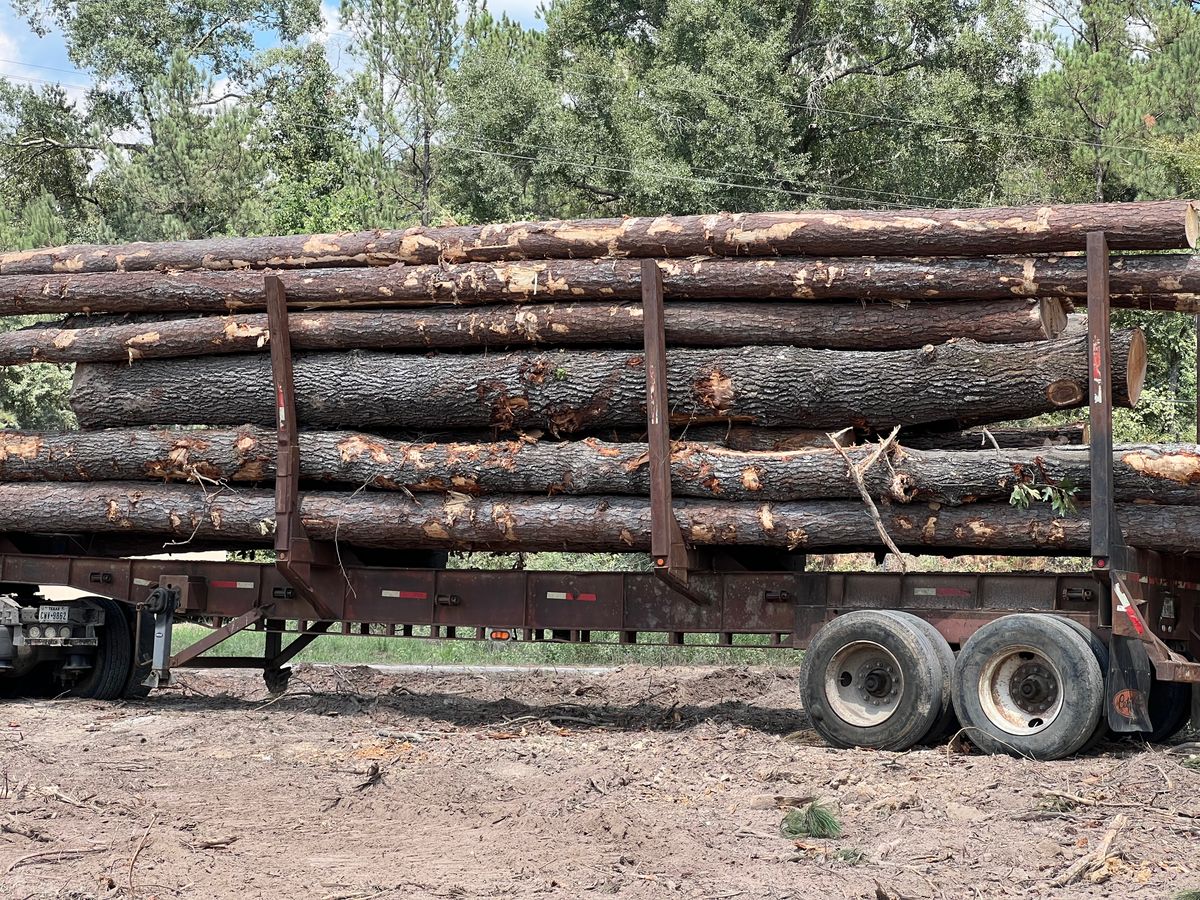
top-left (899, 423), bottom-right (1088, 450)
top-left (1, 428), bottom-right (1197, 505)
top-left (0, 254), bottom-right (1194, 315)
top-left (1, 201), bottom-right (1194, 274)
top-left (0, 298), bottom-right (1067, 364)
top-left (70, 329), bottom-right (1146, 432)
top-left (0, 482), bottom-right (1196, 554)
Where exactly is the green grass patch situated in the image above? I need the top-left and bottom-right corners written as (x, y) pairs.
top-left (780, 800), bottom-right (843, 840)
top-left (173, 623), bottom-right (795, 667)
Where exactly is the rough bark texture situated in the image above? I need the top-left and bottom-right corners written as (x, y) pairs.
top-left (0, 482), bottom-right (1196, 554)
top-left (0, 254), bottom-right (1195, 315)
top-left (899, 423), bottom-right (1088, 450)
top-left (70, 330), bottom-right (1145, 432)
top-left (2, 201), bottom-right (1194, 274)
top-left (2, 428), bottom-right (1197, 506)
top-left (0, 298), bottom-right (1067, 364)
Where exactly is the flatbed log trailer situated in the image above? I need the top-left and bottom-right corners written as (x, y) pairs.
top-left (1, 233), bottom-right (1198, 759)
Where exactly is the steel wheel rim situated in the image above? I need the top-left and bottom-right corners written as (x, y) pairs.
top-left (977, 644), bottom-right (1064, 735)
top-left (824, 640), bottom-right (904, 728)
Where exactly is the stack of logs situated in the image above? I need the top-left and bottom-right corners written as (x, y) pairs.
top-left (0, 200), bottom-right (1198, 557)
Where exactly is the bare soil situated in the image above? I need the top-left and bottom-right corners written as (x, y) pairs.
top-left (1, 664), bottom-right (1197, 900)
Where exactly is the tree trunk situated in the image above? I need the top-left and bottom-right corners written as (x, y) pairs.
top-left (898, 423), bottom-right (1088, 450)
top-left (2, 201), bottom-right (1194, 274)
top-left (0, 254), bottom-right (1194, 315)
top-left (0, 298), bottom-right (1067, 365)
top-left (70, 329), bottom-right (1146, 432)
top-left (0, 482), bottom-right (1196, 553)
top-left (1, 428), bottom-right (1197, 505)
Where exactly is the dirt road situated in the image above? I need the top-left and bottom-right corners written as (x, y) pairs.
top-left (2, 665), bottom-right (1197, 899)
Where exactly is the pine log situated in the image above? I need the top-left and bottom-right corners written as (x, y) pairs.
top-left (70, 330), bottom-right (1146, 432)
top-left (670, 425), bottom-right (845, 450)
top-left (1, 428), bottom-right (1196, 506)
top-left (1, 202), bottom-right (1194, 274)
top-left (0, 482), bottom-right (1197, 554)
top-left (899, 423), bottom-right (1088, 450)
top-left (0, 298), bottom-right (1068, 365)
top-left (0, 254), bottom-right (1195, 315)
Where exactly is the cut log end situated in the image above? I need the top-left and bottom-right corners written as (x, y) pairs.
top-left (1186, 201), bottom-right (1199, 249)
top-left (1127, 328), bottom-right (1147, 406)
top-left (1039, 298), bottom-right (1068, 339)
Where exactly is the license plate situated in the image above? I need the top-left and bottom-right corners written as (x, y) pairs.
top-left (37, 605), bottom-right (70, 623)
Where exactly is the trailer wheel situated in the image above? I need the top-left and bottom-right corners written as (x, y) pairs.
top-left (879, 611), bottom-right (958, 744)
top-left (1144, 676), bottom-right (1192, 743)
top-left (1053, 617), bottom-right (1110, 752)
top-left (952, 614), bottom-right (1103, 759)
top-left (800, 610), bottom-right (945, 751)
top-left (70, 597), bottom-right (134, 701)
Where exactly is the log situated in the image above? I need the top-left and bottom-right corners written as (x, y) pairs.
top-left (1, 428), bottom-right (1197, 505)
top-left (899, 423), bottom-right (1088, 450)
top-left (0, 254), bottom-right (1195, 315)
top-left (1, 201), bottom-right (1194, 274)
top-left (0, 482), bottom-right (1197, 554)
top-left (0, 298), bottom-right (1068, 364)
top-left (70, 329), bottom-right (1146, 432)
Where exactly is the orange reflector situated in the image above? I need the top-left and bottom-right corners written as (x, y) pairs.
top-left (490, 629), bottom-right (512, 641)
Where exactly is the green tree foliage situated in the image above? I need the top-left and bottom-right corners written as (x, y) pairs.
top-left (1034, 0), bottom-right (1200, 201)
top-left (439, 0), bottom-right (1036, 220)
top-left (0, 195), bottom-right (75, 429)
top-left (95, 52), bottom-right (267, 241)
top-left (252, 45), bottom-right (364, 233)
top-left (13, 0), bottom-right (320, 89)
top-left (340, 0), bottom-right (469, 225)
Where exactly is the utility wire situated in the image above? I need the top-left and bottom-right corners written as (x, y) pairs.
top-left (552, 66), bottom-right (1200, 162)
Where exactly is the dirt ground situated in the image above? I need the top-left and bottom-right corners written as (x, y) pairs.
top-left (1, 664), bottom-right (1198, 900)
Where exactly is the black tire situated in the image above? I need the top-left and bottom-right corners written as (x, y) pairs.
top-left (1144, 676), bottom-right (1192, 743)
top-left (952, 614), bottom-right (1103, 760)
top-left (1054, 617), bottom-right (1110, 753)
top-left (881, 611), bottom-right (958, 744)
top-left (70, 597), bottom-right (134, 701)
top-left (800, 610), bottom-right (945, 751)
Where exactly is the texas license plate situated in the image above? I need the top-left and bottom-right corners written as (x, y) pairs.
top-left (37, 605), bottom-right (71, 623)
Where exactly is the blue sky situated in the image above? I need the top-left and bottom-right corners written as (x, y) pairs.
top-left (0, 0), bottom-right (545, 95)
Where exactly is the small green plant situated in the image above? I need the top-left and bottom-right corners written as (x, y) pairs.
top-left (1009, 476), bottom-right (1078, 516)
top-left (835, 848), bottom-right (868, 865)
top-left (1170, 890), bottom-right (1200, 900)
top-left (553, 366), bottom-right (569, 381)
top-left (780, 800), bottom-right (842, 839)
top-left (1181, 755), bottom-right (1200, 772)
top-left (1039, 793), bottom-right (1080, 812)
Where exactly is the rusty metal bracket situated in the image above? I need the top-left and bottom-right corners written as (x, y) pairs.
top-left (640, 259), bottom-right (708, 605)
top-left (170, 606), bottom-right (269, 669)
top-left (1086, 232), bottom-right (1130, 574)
top-left (1085, 235), bottom-right (1200, 706)
top-left (265, 274), bottom-right (341, 621)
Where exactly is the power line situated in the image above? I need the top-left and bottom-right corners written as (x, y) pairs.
top-left (0, 70), bottom-right (92, 91)
top-left (288, 118), bottom-right (916, 207)
top-left (553, 66), bottom-right (1200, 162)
top-left (459, 133), bottom-right (960, 208)
top-left (0, 56), bottom-right (85, 77)
top-left (440, 141), bottom-right (907, 208)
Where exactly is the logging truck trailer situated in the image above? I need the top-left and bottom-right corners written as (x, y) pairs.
top-left (1, 233), bottom-right (1199, 761)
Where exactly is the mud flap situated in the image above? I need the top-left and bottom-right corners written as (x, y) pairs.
top-left (1105, 634), bottom-right (1153, 732)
